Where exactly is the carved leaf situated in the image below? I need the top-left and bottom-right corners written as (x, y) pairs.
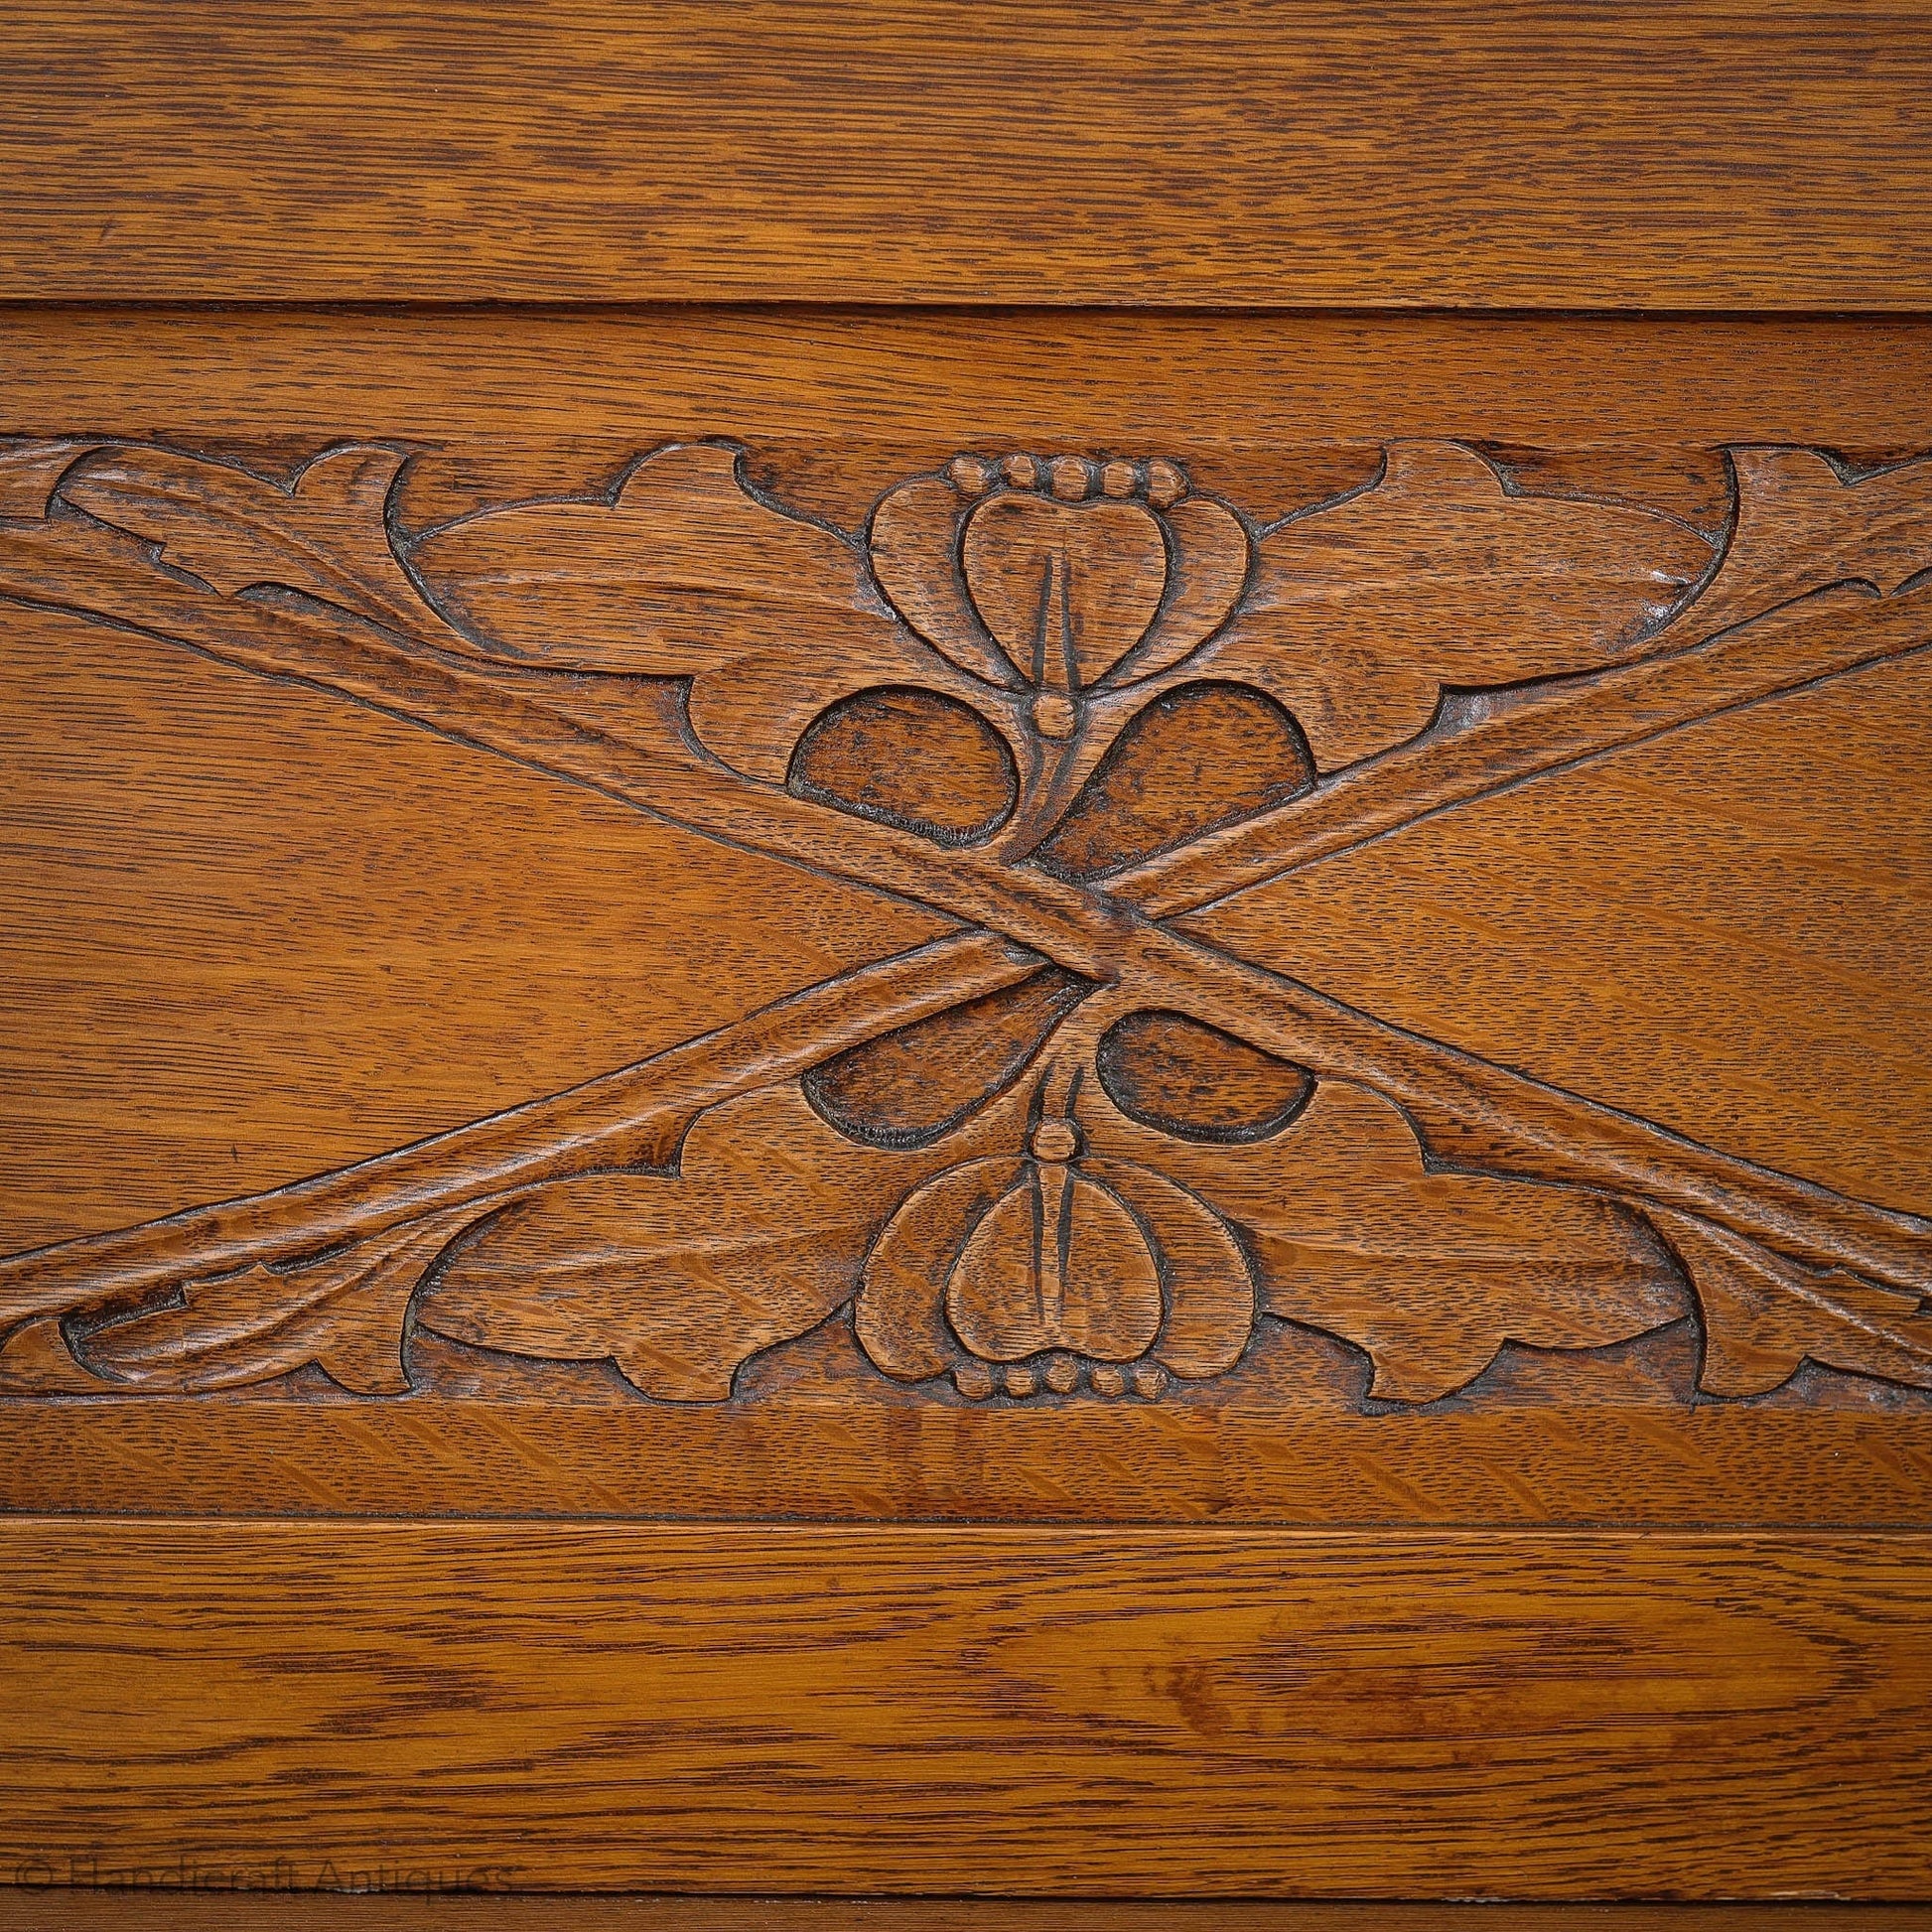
top-left (7, 434), bottom-right (1927, 1423)
top-left (1035, 681), bottom-right (1314, 880)
top-left (0, 439), bottom-right (104, 518)
top-left (1194, 442), bottom-right (1713, 770)
top-left (1082, 1073), bottom-right (1689, 1401)
top-left (62, 443), bottom-right (439, 638)
top-left (1673, 448), bottom-right (1932, 643)
top-left (0, 1313), bottom-right (107, 1393)
top-left (788, 684), bottom-right (1018, 845)
top-left (803, 966), bottom-right (1092, 1150)
top-left (1653, 1208), bottom-right (1932, 1398)
top-left (66, 1209), bottom-right (480, 1395)
top-left (409, 442), bottom-right (956, 779)
top-left (414, 1085), bottom-right (960, 1400)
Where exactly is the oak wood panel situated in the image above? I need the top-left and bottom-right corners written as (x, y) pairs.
top-left (6, 311), bottom-right (1932, 525)
top-left (2, 1522), bottom-right (1929, 1899)
top-left (1201, 646), bottom-right (1932, 1216)
top-left (3, 306), bottom-right (1930, 1527)
top-left (3, 13), bottom-right (1928, 1912)
top-left (0, 435), bottom-right (1921, 1412)
top-left (3, 5), bottom-right (1931, 308)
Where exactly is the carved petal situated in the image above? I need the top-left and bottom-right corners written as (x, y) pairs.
top-left (787, 685), bottom-right (1018, 846)
top-left (1112, 492), bottom-right (1252, 685)
top-left (416, 1085), bottom-right (947, 1401)
top-left (868, 475), bottom-right (1018, 688)
top-left (945, 1179), bottom-right (1055, 1361)
top-left (1194, 442), bottom-right (1713, 770)
top-left (1085, 1078), bottom-right (1688, 1402)
top-left (1055, 1173), bottom-right (1167, 1361)
top-left (804, 968), bottom-right (1092, 1150)
top-left (961, 493), bottom-right (1169, 688)
top-left (1653, 1208), bottom-right (1932, 1398)
top-left (946, 1168), bottom-right (1162, 1363)
top-left (1096, 1010), bottom-right (1313, 1144)
top-left (1088, 1160), bottom-right (1257, 1377)
top-left (855, 1157), bottom-right (1025, 1380)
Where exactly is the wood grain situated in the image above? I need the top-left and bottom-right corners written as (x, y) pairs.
top-left (1201, 646), bottom-right (1932, 1216)
top-left (7, 1899), bottom-right (1930, 1932)
top-left (0, 427), bottom-right (1916, 1406)
top-left (2, 308), bottom-right (1930, 1513)
top-left (3, 1900), bottom-right (1929, 1932)
top-left (0, 600), bottom-right (943, 1255)
top-left (2, 5), bottom-right (1930, 308)
top-left (2, 1521), bottom-right (1930, 1899)
top-left (5, 12), bottom-right (1931, 1908)
top-left (4, 1389), bottom-right (1932, 1525)
top-left (6, 311), bottom-right (1932, 533)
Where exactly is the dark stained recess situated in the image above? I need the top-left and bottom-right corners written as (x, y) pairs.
top-left (1098, 1010), bottom-right (1314, 1144)
top-left (1035, 680), bottom-right (1315, 881)
top-left (788, 685), bottom-right (1016, 846)
top-left (805, 968), bottom-right (1093, 1150)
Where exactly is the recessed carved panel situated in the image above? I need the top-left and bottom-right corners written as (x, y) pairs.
top-left (2, 434), bottom-right (1930, 1438)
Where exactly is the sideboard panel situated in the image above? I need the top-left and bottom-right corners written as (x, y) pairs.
top-left (3, 308), bottom-right (1930, 1898)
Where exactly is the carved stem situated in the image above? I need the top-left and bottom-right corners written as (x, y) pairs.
top-left (0, 559), bottom-right (1146, 977)
top-left (0, 932), bottom-right (1034, 1321)
top-left (1117, 586), bottom-right (1929, 916)
top-left (6, 552), bottom-right (1929, 1311)
top-left (1127, 929), bottom-right (1932, 1296)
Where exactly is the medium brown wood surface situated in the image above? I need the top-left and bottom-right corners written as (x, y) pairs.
top-left (4, 1899), bottom-right (1930, 1932)
top-left (5, 310), bottom-right (1932, 515)
top-left (7, 1902), bottom-right (1932, 1932)
top-left (3, 1521), bottom-right (1931, 1899)
top-left (7, 1393), bottom-right (1930, 1525)
top-left (3, 306), bottom-right (1930, 1523)
top-left (3, 4), bottom-right (1931, 308)
top-left (3, 302), bottom-right (1930, 1904)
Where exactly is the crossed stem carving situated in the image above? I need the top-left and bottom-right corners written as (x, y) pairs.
top-left (1, 436), bottom-right (1930, 1393)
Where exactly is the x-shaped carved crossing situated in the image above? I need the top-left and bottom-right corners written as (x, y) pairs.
top-left (1, 442), bottom-right (1929, 1357)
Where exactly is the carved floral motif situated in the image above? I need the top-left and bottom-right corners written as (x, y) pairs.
top-left (870, 452), bottom-right (1251, 742)
top-left (854, 1073), bottom-right (1258, 1402)
top-left (1, 433), bottom-right (1930, 1408)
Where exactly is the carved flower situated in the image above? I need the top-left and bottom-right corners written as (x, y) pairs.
top-left (868, 452), bottom-right (1252, 740)
top-left (853, 1081), bottom-right (1257, 1402)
